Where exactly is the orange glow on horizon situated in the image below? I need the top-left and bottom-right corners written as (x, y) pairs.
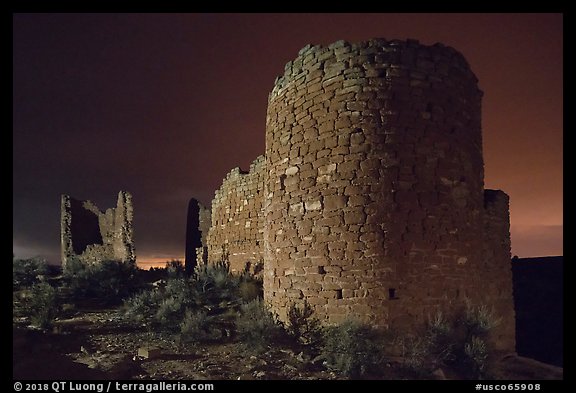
top-left (136, 256), bottom-right (185, 270)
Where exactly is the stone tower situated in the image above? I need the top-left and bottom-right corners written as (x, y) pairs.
top-left (262, 39), bottom-right (515, 350)
top-left (61, 191), bottom-right (135, 267)
top-left (184, 197), bottom-right (211, 274)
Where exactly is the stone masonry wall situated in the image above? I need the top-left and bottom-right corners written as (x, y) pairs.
top-left (200, 38), bottom-right (515, 351)
top-left (262, 39), bottom-right (515, 351)
top-left (61, 191), bottom-right (135, 267)
top-left (185, 198), bottom-right (211, 274)
top-left (196, 203), bottom-right (211, 266)
top-left (206, 156), bottom-right (265, 273)
top-left (483, 190), bottom-right (516, 350)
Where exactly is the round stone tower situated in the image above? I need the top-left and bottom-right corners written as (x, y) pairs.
top-left (264, 39), bottom-right (487, 330)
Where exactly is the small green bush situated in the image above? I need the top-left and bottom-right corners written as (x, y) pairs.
top-left (462, 303), bottom-right (501, 339)
top-left (321, 319), bottom-right (384, 379)
top-left (13, 257), bottom-right (48, 288)
top-left (122, 289), bottom-right (160, 323)
top-left (26, 282), bottom-right (58, 329)
top-left (287, 300), bottom-right (321, 346)
top-left (123, 261), bottom-right (264, 338)
top-left (236, 298), bottom-right (283, 353)
top-left (398, 335), bottom-right (430, 377)
top-left (463, 336), bottom-right (489, 379)
top-left (63, 258), bottom-right (139, 302)
top-left (425, 311), bottom-right (455, 365)
top-left (166, 260), bottom-right (185, 278)
top-left (154, 278), bottom-right (195, 328)
top-left (238, 280), bottom-right (262, 302)
top-left (179, 309), bottom-right (218, 343)
top-left (396, 313), bottom-right (455, 377)
top-left (192, 261), bottom-right (263, 309)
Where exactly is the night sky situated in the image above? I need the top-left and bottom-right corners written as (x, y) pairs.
top-left (13, 13), bottom-right (563, 264)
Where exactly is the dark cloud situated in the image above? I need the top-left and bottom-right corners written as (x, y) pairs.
top-left (13, 13), bottom-right (563, 262)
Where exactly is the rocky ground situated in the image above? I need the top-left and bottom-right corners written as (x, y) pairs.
top-left (13, 306), bottom-right (563, 381)
top-left (13, 307), bottom-right (337, 380)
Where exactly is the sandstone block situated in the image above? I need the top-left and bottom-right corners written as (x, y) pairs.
top-left (344, 211), bottom-right (366, 225)
top-left (285, 166), bottom-right (299, 176)
top-left (305, 200), bottom-right (322, 211)
top-left (323, 195), bottom-right (347, 211)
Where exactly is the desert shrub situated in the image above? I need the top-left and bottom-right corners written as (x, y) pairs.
top-left (321, 319), bottom-right (385, 379)
top-left (123, 278), bottom-right (192, 330)
top-left (154, 278), bottom-right (195, 327)
top-left (238, 262), bottom-right (264, 302)
top-left (425, 311), bottom-right (456, 365)
top-left (463, 336), bottom-right (489, 379)
top-left (166, 259), bottom-right (185, 278)
top-left (192, 261), bottom-right (240, 304)
top-left (397, 335), bottom-right (430, 377)
top-left (123, 260), bottom-right (263, 339)
top-left (396, 313), bottom-right (454, 378)
top-left (395, 306), bottom-right (501, 378)
top-left (13, 257), bottom-right (48, 288)
top-left (236, 298), bottom-right (284, 353)
top-left (462, 303), bottom-right (501, 339)
top-left (191, 261), bottom-right (263, 309)
top-left (122, 286), bottom-right (164, 323)
top-left (450, 303), bottom-right (500, 379)
top-left (26, 282), bottom-right (58, 329)
top-left (238, 280), bottom-right (261, 302)
top-left (179, 309), bottom-right (223, 343)
top-left (63, 258), bottom-right (139, 302)
top-left (287, 300), bottom-right (321, 346)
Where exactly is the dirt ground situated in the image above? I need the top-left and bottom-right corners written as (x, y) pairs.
top-left (13, 308), bottom-right (337, 380)
top-left (13, 306), bottom-right (563, 381)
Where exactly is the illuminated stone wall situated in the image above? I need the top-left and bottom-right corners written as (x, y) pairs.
top-left (61, 191), bottom-right (135, 267)
top-left (202, 39), bottom-right (515, 351)
top-left (263, 39), bottom-right (514, 351)
top-left (206, 156), bottom-right (265, 274)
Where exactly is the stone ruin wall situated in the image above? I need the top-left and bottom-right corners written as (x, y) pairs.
top-left (184, 198), bottom-right (212, 274)
top-left (196, 204), bottom-right (211, 265)
top-left (202, 39), bottom-right (515, 351)
top-left (482, 190), bottom-right (515, 348)
top-left (61, 191), bottom-right (135, 267)
top-left (206, 155), bottom-right (265, 274)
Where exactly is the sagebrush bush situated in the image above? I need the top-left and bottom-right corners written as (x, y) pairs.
top-left (321, 319), bottom-right (384, 379)
top-left (123, 260), bottom-right (264, 342)
top-left (462, 303), bottom-right (501, 339)
top-left (236, 298), bottom-right (283, 353)
top-left (179, 309), bottom-right (221, 343)
top-left (166, 259), bottom-right (185, 278)
top-left (425, 311), bottom-right (455, 365)
top-left (396, 313), bottom-right (453, 377)
top-left (238, 280), bottom-right (261, 302)
top-left (287, 300), bottom-right (321, 346)
top-left (122, 289), bottom-right (161, 323)
top-left (13, 257), bottom-right (48, 288)
top-left (463, 336), bottom-right (489, 379)
top-left (63, 258), bottom-right (139, 302)
top-left (153, 278), bottom-right (195, 329)
top-left (26, 282), bottom-right (58, 329)
top-left (396, 334), bottom-right (426, 373)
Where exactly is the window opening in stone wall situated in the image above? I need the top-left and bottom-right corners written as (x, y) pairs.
top-left (279, 174), bottom-right (286, 190)
top-left (388, 288), bottom-right (398, 300)
top-left (335, 289), bottom-right (343, 299)
top-left (318, 266), bottom-right (326, 274)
